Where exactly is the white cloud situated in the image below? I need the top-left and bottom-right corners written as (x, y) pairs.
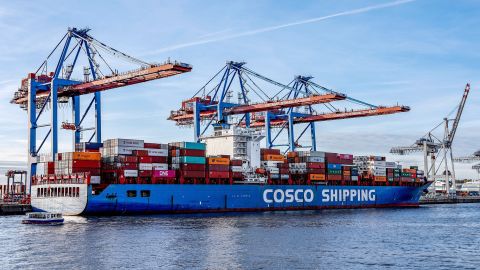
top-left (143, 0), bottom-right (416, 55)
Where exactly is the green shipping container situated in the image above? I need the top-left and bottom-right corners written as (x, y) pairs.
top-left (401, 172), bottom-right (411, 177)
top-left (171, 142), bottom-right (206, 150)
top-left (327, 169), bottom-right (342, 175)
top-left (181, 156), bottom-right (206, 164)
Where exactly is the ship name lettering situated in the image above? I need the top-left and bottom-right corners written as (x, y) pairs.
top-left (321, 189), bottom-right (376, 202)
top-left (263, 189), bottom-right (314, 203)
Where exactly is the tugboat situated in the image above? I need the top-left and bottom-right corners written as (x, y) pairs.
top-left (22, 212), bottom-right (64, 225)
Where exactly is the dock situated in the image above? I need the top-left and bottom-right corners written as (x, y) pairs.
top-left (420, 196), bottom-right (480, 205)
top-left (0, 203), bottom-right (32, 215)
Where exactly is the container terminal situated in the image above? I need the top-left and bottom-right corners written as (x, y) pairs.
top-left (2, 27), bottom-right (476, 215)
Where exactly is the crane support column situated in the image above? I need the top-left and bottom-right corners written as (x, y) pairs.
top-left (51, 81), bottom-right (59, 158)
top-left (288, 112), bottom-right (295, 152)
top-left (73, 96), bottom-right (81, 145)
top-left (450, 149), bottom-right (457, 194)
top-left (444, 119), bottom-right (450, 195)
top-left (310, 122), bottom-right (317, 151)
top-left (423, 140), bottom-right (429, 179)
top-left (194, 102), bottom-right (201, 142)
top-left (94, 93), bottom-right (101, 142)
top-left (265, 112), bottom-right (272, 149)
top-left (27, 78), bottom-right (37, 186)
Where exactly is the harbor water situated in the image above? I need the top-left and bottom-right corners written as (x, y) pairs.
top-left (1, 204), bottom-right (479, 270)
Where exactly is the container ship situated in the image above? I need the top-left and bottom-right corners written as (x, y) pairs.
top-left (31, 127), bottom-right (431, 215)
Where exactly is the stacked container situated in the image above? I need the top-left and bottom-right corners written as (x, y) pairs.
top-left (170, 142), bottom-right (206, 182)
top-left (54, 152), bottom-right (101, 183)
top-left (207, 156), bottom-right (231, 182)
top-left (260, 149), bottom-right (285, 179)
top-left (230, 159), bottom-right (243, 180)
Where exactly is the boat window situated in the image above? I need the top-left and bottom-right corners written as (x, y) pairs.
top-left (141, 190), bottom-right (151, 197)
top-left (127, 190), bottom-right (137, 197)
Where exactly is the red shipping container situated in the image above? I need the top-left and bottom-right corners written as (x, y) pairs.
top-left (151, 156), bottom-right (168, 163)
top-left (208, 165), bottom-right (229, 172)
top-left (279, 168), bottom-right (289, 174)
top-left (307, 168), bottom-right (326, 174)
top-left (180, 149), bottom-right (205, 157)
top-left (230, 160), bottom-right (243, 166)
top-left (180, 164), bottom-right (206, 171)
top-left (72, 160), bottom-right (101, 168)
top-left (144, 143), bottom-right (162, 149)
top-left (118, 156), bottom-right (138, 163)
top-left (231, 172), bottom-right (243, 178)
top-left (138, 170), bottom-right (152, 177)
top-left (138, 156), bottom-right (153, 163)
top-left (133, 150), bottom-right (149, 157)
top-left (72, 168), bottom-right (101, 174)
top-left (261, 148), bottom-right (281, 155)
top-left (343, 175), bottom-right (352, 181)
top-left (122, 163), bottom-right (138, 170)
top-left (182, 170), bottom-right (205, 178)
top-left (327, 174), bottom-right (342, 181)
top-left (208, 171), bottom-right (229, 178)
top-left (307, 162), bottom-right (325, 169)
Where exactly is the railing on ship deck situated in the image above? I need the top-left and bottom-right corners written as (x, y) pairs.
top-left (32, 173), bottom-right (91, 186)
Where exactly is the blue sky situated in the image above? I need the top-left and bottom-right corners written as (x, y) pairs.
top-left (0, 0), bottom-right (479, 181)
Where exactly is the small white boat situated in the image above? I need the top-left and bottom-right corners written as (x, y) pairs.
top-left (22, 212), bottom-right (64, 225)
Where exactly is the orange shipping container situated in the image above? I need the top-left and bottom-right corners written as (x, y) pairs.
top-left (207, 157), bottom-right (230, 165)
top-left (263, 154), bottom-right (284, 161)
top-left (287, 152), bottom-right (298, 158)
top-left (72, 152), bottom-right (101, 161)
top-left (309, 174), bottom-right (326, 181)
top-left (375, 176), bottom-right (387, 182)
top-left (343, 171), bottom-right (351, 176)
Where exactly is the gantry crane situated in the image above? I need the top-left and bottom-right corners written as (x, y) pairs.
top-left (11, 27), bottom-right (192, 181)
top-left (390, 84), bottom-right (471, 195)
top-left (168, 61), bottom-right (409, 151)
top-left (454, 150), bottom-right (480, 174)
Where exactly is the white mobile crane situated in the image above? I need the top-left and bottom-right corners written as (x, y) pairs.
top-left (390, 84), bottom-right (471, 195)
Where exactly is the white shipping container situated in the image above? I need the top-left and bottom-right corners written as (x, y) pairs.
top-left (90, 176), bottom-right (101, 184)
top-left (307, 156), bottom-right (325, 163)
top-left (368, 161), bottom-right (386, 167)
top-left (139, 163), bottom-right (153, 170)
top-left (147, 149), bottom-right (168, 157)
top-left (385, 162), bottom-right (397, 168)
top-left (105, 138), bottom-right (144, 148)
top-left (152, 163), bottom-right (168, 170)
top-left (351, 176), bottom-right (359, 181)
top-left (124, 170), bottom-right (138, 177)
top-left (267, 168), bottom-right (280, 173)
top-left (261, 161), bottom-right (283, 167)
top-left (231, 166), bottom-right (243, 172)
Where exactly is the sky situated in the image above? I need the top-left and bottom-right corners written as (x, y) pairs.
top-left (0, 0), bottom-right (479, 182)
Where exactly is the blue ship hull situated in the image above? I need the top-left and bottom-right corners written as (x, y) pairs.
top-left (82, 183), bottom-right (430, 215)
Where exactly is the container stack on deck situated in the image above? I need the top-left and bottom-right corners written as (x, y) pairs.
top-left (169, 142), bottom-right (206, 184)
top-left (207, 156), bottom-right (231, 184)
top-left (52, 152), bottom-right (101, 183)
top-left (260, 148), bottom-right (288, 184)
top-left (40, 137), bottom-right (427, 187)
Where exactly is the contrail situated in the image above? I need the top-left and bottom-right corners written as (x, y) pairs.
top-left (146, 0), bottom-right (415, 55)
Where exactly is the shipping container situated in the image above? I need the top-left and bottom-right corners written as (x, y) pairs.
top-left (262, 154), bottom-right (284, 161)
top-left (309, 174), bottom-right (326, 181)
top-left (152, 170), bottom-right (176, 178)
top-left (207, 157), bottom-right (230, 165)
top-left (170, 141), bottom-right (206, 150)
